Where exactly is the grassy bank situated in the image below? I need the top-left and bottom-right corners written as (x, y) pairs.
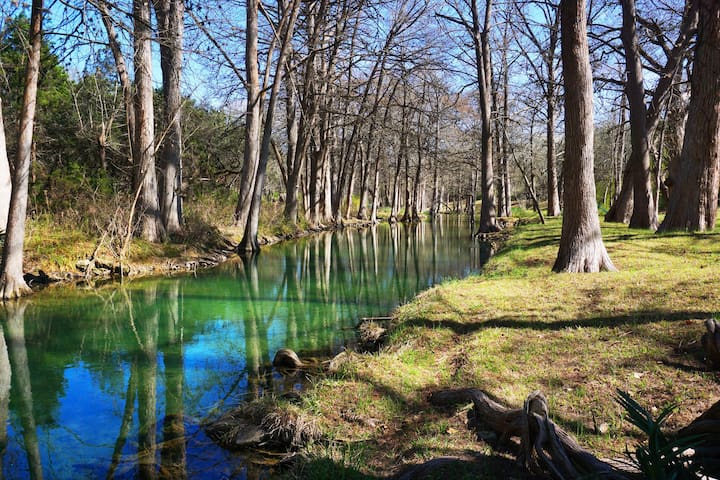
top-left (19, 192), bottom-right (378, 280)
top-left (286, 218), bottom-right (720, 479)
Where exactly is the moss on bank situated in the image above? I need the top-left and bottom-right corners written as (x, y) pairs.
top-left (283, 218), bottom-right (720, 479)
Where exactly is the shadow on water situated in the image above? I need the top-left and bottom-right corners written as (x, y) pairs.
top-left (0, 216), bottom-right (484, 479)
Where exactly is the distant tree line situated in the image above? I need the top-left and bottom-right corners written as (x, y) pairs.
top-left (0, 0), bottom-right (718, 297)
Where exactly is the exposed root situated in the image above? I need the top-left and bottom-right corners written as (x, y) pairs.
top-left (430, 388), bottom-right (630, 479)
top-left (701, 318), bottom-right (720, 369)
top-left (0, 273), bottom-right (32, 300)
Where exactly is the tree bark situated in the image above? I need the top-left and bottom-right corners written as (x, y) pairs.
top-left (134, 0), bottom-right (164, 243)
top-left (154, 0), bottom-right (184, 236)
top-left (0, 1), bottom-right (42, 299)
top-left (606, 1), bottom-right (698, 223)
top-left (658, 0), bottom-right (720, 232)
top-left (283, 63), bottom-right (302, 222)
top-left (546, 7), bottom-right (561, 217)
top-left (553, 0), bottom-right (616, 273)
top-left (474, 0), bottom-right (500, 233)
top-left (240, 0), bottom-right (301, 252)
top-left (234, 0), bottom-right (261, 231)
top-left (0, 99), bottom-right (10, 232)
top-left (429, 388), bottom-right (628, 479)
top-left (621, 0), bottom-right (658, 230)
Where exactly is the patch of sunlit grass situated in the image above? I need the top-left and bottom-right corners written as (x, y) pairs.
top-left (292, 217), bottom-right (720, 478)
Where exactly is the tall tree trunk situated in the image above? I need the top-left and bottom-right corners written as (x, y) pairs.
top-left (553, 0), bottom-right (616, 273)
top-left (283, 69), bottom-right (302, 222)
top-left (234, 0), bottom-right (261, 231)
top-left (658, 0), bottom-right (720, 232)
top-left (546, 7), bottom-right (561, 217)
top-left (0, 0), bottom-right (42, 299)
top-left (134, 0), bottom-right (164, 242)
top-left (621, 0), bottom-right (658, 230)
top-left (474, 0), bottom-right (499, 233)
top-left (606, 1), bottom-right (698, 223)
top-left (0, 99), bottom-right (10, 232)
top-left (154, 0), bottom-right (184, 236)
top-left (241, 0), bottom-right (301, 252)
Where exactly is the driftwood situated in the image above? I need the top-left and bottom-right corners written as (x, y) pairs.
top-left (701, 318), bottom-right (720, 369)
top-left (429, 388), bottom-right (630, 480)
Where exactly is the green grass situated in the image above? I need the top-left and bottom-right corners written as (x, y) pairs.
top-left (286, 217), bottom-right (720, 479)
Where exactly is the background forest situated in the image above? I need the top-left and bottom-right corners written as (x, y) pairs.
top-left (0, 0), bottom-right (718, 298)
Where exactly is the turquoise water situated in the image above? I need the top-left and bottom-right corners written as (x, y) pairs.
top-left (0, 217), bottom-right (485, 479)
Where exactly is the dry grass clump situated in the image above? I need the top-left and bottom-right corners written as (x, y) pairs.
top-left (206, 397), bottom-right (320, 451)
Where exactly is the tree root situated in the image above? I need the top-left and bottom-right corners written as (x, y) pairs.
top-left (701, 318), bottom-right (720, 369)
top-left (429, 388), bottom-right (630, 479)
top-left (679, 397), bottom-right (720, 477)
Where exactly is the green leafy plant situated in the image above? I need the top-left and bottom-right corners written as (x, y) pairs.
top-left (616, 390), bottom-right (703, 479)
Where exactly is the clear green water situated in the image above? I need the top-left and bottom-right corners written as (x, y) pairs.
top-left (0, 217), bottom-right (486, 479)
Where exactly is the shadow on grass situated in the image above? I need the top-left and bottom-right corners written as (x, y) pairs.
top-left (404, 310), bottom-right (715, 335)
top-left (291, 450), bottom-right (539, 480)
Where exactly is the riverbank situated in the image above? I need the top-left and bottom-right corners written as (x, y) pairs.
top-left (18, 211), bottom-right (381, 289)
top-left (279, 218), bottom-right (720, 479)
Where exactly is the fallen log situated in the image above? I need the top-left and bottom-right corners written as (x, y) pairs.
top-left (429, 388), bottom-right (630, 480)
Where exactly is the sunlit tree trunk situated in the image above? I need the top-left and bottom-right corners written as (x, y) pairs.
top-left (134, 0), bottom-right (164, 242)
top-left (621, 0), bottom-right (658, 230)
top-left (0, 99), bottom-right (10, 232)
top-left (154, 0), bottom-right (185, 236)
top-left (283, 65), bottom-right (302, 222)
top-left (241, 0), bottom-right (301, 252)
top-left (658, 0), bottom-right (720, 232)
top-left (234, 0), bottom-right (261, 231)
top-left (0, 0), bottom-right (42, 300)
top-left (473, 0), bottom-right (499, 233)
top-left (553, 0), bottom-right (616, 273)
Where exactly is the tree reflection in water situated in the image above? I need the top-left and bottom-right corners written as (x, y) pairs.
top-left (0, 216), bottom-right (481, 478)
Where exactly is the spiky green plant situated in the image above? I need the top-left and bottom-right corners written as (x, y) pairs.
top-left (615, 390), bottom-right (703, 480)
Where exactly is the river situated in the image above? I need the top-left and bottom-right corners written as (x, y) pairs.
top-left (0, 216), bottom-right (486, 479)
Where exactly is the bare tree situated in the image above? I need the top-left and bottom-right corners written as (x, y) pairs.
top-left (441, 0), bottom-right (499, 232)
top-left (621, 0), bottom-right (658, 229)
top-left (553, 0), bottom-right (616, 273)
top-left (0, 98), bottom-right (9, 232)
top-left (658, 0), bottom-right (720, 232)
top-left (240, 0), bottom-right (301, 252)
top-left (233, 0), bottom-right (261, 231)
top-left (134, 0), bottom-right (164, 242)
top-left (92, 0), bottom-right (137, 168)
top-left (513, 0), bottom-right (561, 217)
top-left (0, 0), bottom-right (43, 299)
top-left (154, 0), bottom-right (185, 235)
